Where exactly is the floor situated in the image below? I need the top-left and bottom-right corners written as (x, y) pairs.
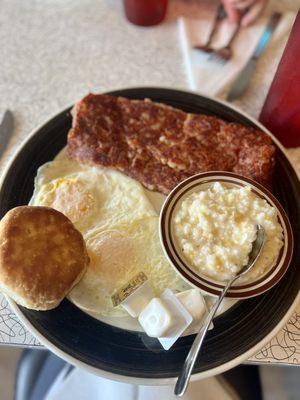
top-left (0, 346), bottom-right (22, 400)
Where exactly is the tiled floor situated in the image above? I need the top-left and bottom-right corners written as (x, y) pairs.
top-left (0, 346), bottom-right (22, 400)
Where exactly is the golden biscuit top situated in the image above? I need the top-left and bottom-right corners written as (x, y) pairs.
top-left (0, 206), bottom-right (89, 310)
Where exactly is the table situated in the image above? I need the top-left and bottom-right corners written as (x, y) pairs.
top-left (0, 0), bottom-right (299, 366)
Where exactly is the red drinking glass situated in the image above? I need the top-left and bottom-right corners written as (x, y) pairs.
top-left (123, 0), bottom-right (168, 27)
top-left (259, 11), bottom-right (300, 147)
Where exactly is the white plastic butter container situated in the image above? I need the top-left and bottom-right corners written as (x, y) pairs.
top-left (176, 289), bottom-right (207, 334)
top-left (138, 289), bottom-right (193, 350)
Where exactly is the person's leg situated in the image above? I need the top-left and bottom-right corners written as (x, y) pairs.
top-left (14, 349), bottom-right (72, 400)
top-left (222, 365), bottom-right (263, 400)
top-left (15, 351), bottom-right (263, 400)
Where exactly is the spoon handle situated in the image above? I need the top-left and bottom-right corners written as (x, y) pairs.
top-left (174, 277), bottom-right (235, 397)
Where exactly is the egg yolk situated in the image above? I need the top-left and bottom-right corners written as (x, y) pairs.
top-left (39, 178), bottom-right (94, 223)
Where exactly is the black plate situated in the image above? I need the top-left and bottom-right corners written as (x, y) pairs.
top-left (1, 88), bottom-right (299, 379)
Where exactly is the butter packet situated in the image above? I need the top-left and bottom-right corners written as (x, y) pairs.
top-left (111, 272), bottom-right (154, 318)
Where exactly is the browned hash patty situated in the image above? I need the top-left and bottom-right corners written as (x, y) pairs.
top-left (67, 93), bottom-right (275, 194)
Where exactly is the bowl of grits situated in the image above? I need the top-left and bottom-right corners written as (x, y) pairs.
top-left (159, 172), bottom-right (293, 298)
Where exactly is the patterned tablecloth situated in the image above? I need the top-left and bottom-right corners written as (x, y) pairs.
top-left (0, 0), bottom-right (299, 366)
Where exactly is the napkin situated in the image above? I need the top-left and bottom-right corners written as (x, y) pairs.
top-left (178, 10), bottom-right (295, 98)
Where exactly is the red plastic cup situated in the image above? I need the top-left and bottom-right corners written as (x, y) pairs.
top-left (123, 0), bottom-right (168, 27)
top-left (259, 11), bottom-right (300, 148)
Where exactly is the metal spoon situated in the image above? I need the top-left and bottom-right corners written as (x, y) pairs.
top-left (175, 224), bottom-right (265, 397)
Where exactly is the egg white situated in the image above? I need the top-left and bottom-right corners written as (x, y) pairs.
top-left (30, 156), bottom-right (156, 234)
top-left (30, 153), bottom-right (189, 317)
top-left (70, 218), bottom-right (189, 316)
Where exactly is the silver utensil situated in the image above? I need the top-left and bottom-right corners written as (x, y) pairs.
top-left (208, 22), bottom-right (241, 64)
top-left (226, 12), bottom-right (282, 102)
top-left (175, 224), bottom-right (265, 397)
top-left (0, 109), bottom-right (14, 159)
top-left (194, 5), bottom-right (226, 54)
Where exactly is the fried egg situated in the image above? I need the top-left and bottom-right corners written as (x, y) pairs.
top-left (70, 218), bottom-right (188, 316)
top-left (30, 153), bottom-right (189, 317)
top-left (30, 156), bottom-right (156, 233)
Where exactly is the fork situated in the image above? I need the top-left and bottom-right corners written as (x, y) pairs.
top-left (208, 22), bottom-right (241, 64)
top-left (193, 5), bottom-right (226, 54)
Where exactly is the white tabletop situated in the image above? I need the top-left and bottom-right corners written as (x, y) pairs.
top-left (0, 0), bottom-right (299, 366)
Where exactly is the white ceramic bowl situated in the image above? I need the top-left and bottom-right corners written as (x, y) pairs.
top-left (159, 171), bottom-right (293, 299)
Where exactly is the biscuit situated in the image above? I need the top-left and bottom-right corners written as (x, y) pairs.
top-left (0, 206), bottom-right (89, 310)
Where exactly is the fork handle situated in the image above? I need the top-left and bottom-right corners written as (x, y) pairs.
top-left (174, 276), bottom-right (236, 397)
top-left (206, 5), bottom-right (226, 46)
top-left (225, 23), bottom-right (241, 47)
